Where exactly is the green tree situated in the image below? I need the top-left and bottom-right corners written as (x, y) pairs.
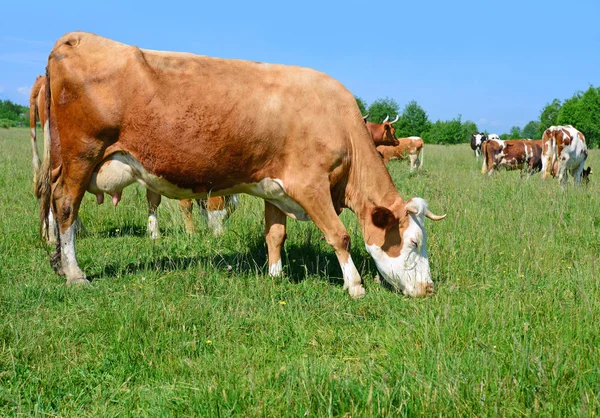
top-left (367, 97), bottom-right (400, 124)
top-left (355, 96), bottom-right (368, 116)
top-left (395, 100), bottom-right (431, 138)
top-left (0, 99), bottom-right (28, 126)
top-left (557, 86), bottom-right (600, 148)
top-left (508, 126), bottom-right (522, 139)
top-left (422, 115), bottom-right (468, 144)
top-left (461, 120), bottom-right (479, 143)
top-left (538, 98), bottom-right (561, 137)
top-left (522, 121), bottom-right (540, 139)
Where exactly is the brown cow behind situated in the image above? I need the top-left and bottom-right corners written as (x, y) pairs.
top-left (376, 137), bottom-right (424, 172)
top-left (363, 114), bottom-right (400, 147)
top-left (29, 76), bottom-right (237, 243)
top-left (481, 138), bottom-right (542, 176)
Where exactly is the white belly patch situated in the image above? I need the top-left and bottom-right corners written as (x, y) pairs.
top-left (89, 152), bottom-right (310, 221)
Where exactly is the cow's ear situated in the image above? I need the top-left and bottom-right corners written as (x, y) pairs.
top-left (372, 206), bottom-right (397, 229)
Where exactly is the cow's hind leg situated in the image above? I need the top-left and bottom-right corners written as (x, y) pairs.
top-left (265, 201), bottom-right (287, 276)
top-left (50, 130), bottom-right (110, 285)
top-left (286, 181), bottom-right (365, 298)
top-left (409, 154), bottom-right (418, 172)
top-left (179, 199), bottom-right (196, 235)
top-left (572, 159), bottom-right (585, 185)
top-left (146, 190), bottom-right (161, 239)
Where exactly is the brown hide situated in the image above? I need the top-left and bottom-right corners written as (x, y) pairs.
top-left (481, 139), bottom-right (542, 175)
top-left (31, 74), bottom-right (232, 224)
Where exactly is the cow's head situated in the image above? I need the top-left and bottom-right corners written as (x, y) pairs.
top-left (471, 132), bottom-right (487, 149)
top-left (380, 114), bottom-right (400, 146)
top-left (364, 198), bottom-right (445, 297)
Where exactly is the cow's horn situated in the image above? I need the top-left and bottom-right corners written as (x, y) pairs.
top-left (382, 115), bottom-right (389, 123)
top-left (390, 115), bottom-right (399, 124)
top-left (362, 114), bottom-right (369, 121)
top-left (425, 210), bottom-right (446, 221)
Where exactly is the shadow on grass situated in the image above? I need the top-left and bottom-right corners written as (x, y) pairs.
top-left (86, 235), bottom-right (373, 290)
top-left (100, 223), bottom-right (150, 238)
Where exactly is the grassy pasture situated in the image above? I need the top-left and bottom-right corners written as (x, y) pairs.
top-left (0, 127), bottom-right (599, 416)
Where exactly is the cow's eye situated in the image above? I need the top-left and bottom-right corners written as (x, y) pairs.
top-left (409, 238), bottom-right (418, 249)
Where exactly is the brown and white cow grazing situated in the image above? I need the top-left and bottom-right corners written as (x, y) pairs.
top-left (541, 125), bottom-right (588, 184)
top-left (37, 32), bottom-right (446, 297)
top-left (363, 114), bottom-right (400, 146)
top-left (29, 75), bottom-right (237, 243)
top-left (376, 137), bottom-right (424, 172)
top-left (481, 138), bottom-right (542, 176)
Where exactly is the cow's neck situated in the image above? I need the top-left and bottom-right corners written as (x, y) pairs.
top-left (345, 141), bottom-right (405, 228)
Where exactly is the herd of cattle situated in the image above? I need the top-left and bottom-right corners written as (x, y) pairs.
top-left (25, 31), bottom-right (590, 299)
top-left (470, 129), bottom-right (592, 183)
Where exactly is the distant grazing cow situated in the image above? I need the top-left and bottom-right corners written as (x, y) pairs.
top-left (29, 76), bottom-right (237, 244)
top-left (541, 125), bottom-right (588, 184)
top-left (470, 132), bottom-right (487, 157)
top-left (363, 114), bottom-right (400, 146)
top-left (481, 138), bottom-right (542, 176)
top-left (376, 137), bottom-right (424, 172)
top-left (37, 32), bottom-right (446, 297)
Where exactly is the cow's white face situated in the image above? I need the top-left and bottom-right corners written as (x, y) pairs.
top-left (365, 198), bottom-right (444, 297)
top-left (473, 134), bottom-right (485, 147)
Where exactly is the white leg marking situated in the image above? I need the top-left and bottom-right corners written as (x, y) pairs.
top-left (341, 255), bottom-right (365, 298)
top-left (60, 223), bottom-right (88, 285)
top-left (269, 259), bottom-right (283, 277)
top-left (47, 210), bottom-right (58, 246)
top-left (147, 214), bottom-right (159, 239)
top-left (207, 209), bottom-right (227, 236)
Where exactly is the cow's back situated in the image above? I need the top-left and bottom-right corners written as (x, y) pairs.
top-left (48, 31), bottom-right (369, 194)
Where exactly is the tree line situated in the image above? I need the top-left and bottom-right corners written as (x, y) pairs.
top-left (0, 99), bottom-right (29, 128)
top-left (506, 85), bottom-right (600, 148)
top-left (356, 96), bottom-right (477, 145)
top-left (358, 84), bottom-right (600, 148)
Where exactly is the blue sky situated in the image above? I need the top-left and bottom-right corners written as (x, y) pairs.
top-left (1, 0), bottom-right (598, 134)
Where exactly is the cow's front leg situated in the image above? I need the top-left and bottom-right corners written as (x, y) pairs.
top-left (146, 190), bottom-right (161, 239)
top-left (264, 201), bottom-right (287, 276)
top-left (289, 184), bottom-right (365, 298)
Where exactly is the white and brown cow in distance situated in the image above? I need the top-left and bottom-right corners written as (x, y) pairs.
top-left (29, 75), bottom-right (237, 243)
top-left (376, 137), bottom-right (425, 172)
top-left (363, 114), bottom-right (400, 147)
top-left (38, 31), bottom-right (446, 297)
top-left (541, 125), bottom-right (588, 184)
top-left (481, 138), bottom-right (543, 176)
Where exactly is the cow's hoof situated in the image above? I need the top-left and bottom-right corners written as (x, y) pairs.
top-left (349, 285), bottom-right (366, 299)
top-left (66, 276), bottom-right (90, 286)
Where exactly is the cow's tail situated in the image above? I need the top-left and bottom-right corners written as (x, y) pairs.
top-left (29, 83), bottom-right (42, 192)
top-left (36, 67), bottom-right (53, 241)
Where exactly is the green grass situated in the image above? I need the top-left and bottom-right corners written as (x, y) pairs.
top-left (1, 127), bottom-right (599, 416)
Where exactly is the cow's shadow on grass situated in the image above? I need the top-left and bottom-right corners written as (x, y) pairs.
top-left (99, 224), bottom-right (149, 238)
top-left (87, 233), bottom-right (374, 289)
